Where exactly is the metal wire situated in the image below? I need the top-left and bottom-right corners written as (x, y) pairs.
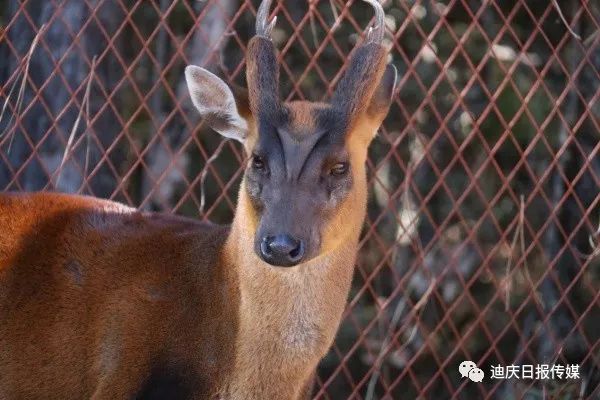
top-left (1, 1), bottom-right (599, 398)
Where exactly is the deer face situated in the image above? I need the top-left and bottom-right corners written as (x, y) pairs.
top-left (186, 0), bottom-right (396, 267)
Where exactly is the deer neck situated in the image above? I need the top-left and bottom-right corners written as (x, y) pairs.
top-left (221, 185), bottom-right (364, 398)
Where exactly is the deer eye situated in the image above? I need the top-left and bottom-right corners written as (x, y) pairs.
top-left (330, 162), bottom-right (349, 177)
top-left (251, 154), bottom-right (266, 171)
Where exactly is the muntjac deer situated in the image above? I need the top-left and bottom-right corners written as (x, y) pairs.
top-left (0, 0), bottom-right (396, 398)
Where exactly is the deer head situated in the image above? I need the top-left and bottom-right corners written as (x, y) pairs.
top-left (186, 0), bottom-right (396, 268)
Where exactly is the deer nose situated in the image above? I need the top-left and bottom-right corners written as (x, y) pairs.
top-left (260, 234), bottom-right (305, 267)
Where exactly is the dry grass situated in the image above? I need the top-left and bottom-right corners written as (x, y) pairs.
top-left (503, 195), bottom-right (539, 311)
top-left (587, 216), bottom-right (600, 260)
top-left (0, 24), bottom-right (45, 151)
top-left (551, 0), bottom-right (582, 41)
top-left (199, 139), bottom-right (229, 215)
top-left (55, 55), bottom-right (97, 188)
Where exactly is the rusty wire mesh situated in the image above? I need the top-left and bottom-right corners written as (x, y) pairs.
top-left (1, 0), bottom-right (600, 398)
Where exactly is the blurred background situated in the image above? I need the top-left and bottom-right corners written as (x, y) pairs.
top-left (0, 0), bottom-right (599, 398)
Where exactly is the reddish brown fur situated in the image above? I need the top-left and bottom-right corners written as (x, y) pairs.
top-left (0, 192), bottom-right (238, 399)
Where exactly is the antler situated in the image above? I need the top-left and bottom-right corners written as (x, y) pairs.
top-left (256, 0), bottom-right (277, 39)
top-left (331, 0), bottom-right (391, 122)
top-left (362, 0), bottom-right (385, 44)
top-left (246, 0), bottom-right (281, 116)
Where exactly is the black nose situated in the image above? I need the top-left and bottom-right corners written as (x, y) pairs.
top-left (260, 234), bottom-right (305, 267)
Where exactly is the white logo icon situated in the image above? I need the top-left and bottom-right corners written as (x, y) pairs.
top-left (459, 360), bottom-right (485, 382)
top-left (468, 367), bottom-right (485, 382)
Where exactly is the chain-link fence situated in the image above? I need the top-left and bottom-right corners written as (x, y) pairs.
top-left (1, 0), bottom-right (599, 398)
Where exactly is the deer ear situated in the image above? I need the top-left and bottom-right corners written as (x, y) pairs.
top-left (185, 66), bottom-right (251, 143)
top-left (366, 64), bottom-right (397, 121)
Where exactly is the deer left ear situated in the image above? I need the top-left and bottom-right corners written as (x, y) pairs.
top-left (366, 64), bottom-right (397, 121)
top-left (185, 66), bottom-right (252, 143)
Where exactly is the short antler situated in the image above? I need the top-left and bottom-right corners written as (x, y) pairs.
top-left (246, 0), bottom-right (281, 117)
top-left (363, 0), bottom-right (385, 44)
top-left (331, 0), bottom-right (393, 124)
top-left (256, 0), bottom-right (277, 39)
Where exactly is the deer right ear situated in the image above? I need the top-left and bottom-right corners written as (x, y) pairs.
top-left (185, 66), bottom-right (251, 143)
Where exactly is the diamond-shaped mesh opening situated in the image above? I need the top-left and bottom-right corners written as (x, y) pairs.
top-left (1, 0), bottom-right (600, 398)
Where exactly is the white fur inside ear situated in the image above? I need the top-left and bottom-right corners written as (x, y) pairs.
top-left (185, 66), bottom-right (248, 142)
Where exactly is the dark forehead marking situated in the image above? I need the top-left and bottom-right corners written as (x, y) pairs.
top-left (280, 103), bottom-right (349, 179)
top-left (277, 127), bottom-right (328, 180)
top-left (256, 103), bottom-right (347, 179)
